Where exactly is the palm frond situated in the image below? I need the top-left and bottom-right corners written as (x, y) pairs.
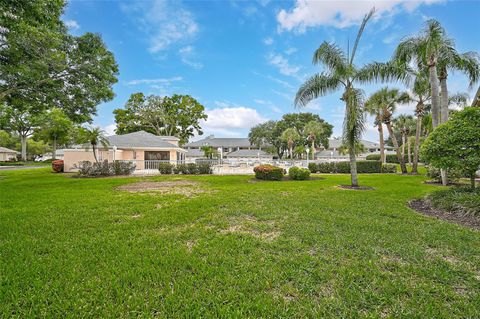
top-left (294, 73), bottom-right (342, 108)
top-left (342, 87), bottom-right (365, 146)
top-left (313, 42), bottom-right (348, 73)
top-left (350, 8), bottom-right (375, 65)
top-left (356, 61), bottom-right (412, 85)
top-left (454, 51), bottom-right (480, 87)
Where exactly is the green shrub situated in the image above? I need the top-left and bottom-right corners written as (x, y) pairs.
top-left (158, 162), bottom-right (173, 174)
top-left (113, 161), bottom-right (136, 175)
top-left (426, 166), bottom-right (462, 184)
top-left (308, 162), bottom-right (317, 173)
top-left (197, 163), bottom-right (213, 174)
top-left (174, 164), bottom-right (189, 174)
top-left (186, 163), bottom-right (198, 175)
top-left (428, 186), bottom-right (480, 217)
top-left (74, 160), bottom-right (135, 177)
top-left (356, 161), bottom-right (382, 173)
top-left (317, 162), bottom-right (336, 173)
top-left (0, 162), bottom-right (24, 166)
top-left (365, 154), bottom-right (405, 163)
top-left (382, 163), bottom-right (397, 173)
top-left (288, 166), bottom-right (311, 180)
top-left (253, 164), bottom-right (284, 181)
top-left (335, 161), bottom-right (350, 173)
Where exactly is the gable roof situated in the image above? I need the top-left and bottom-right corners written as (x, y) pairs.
top-left (104, 131), bottom-right (181, 149)
top-left (0, 146), bottom-right (18, 153)
top-left (184, 136), bottom-right (253, 148)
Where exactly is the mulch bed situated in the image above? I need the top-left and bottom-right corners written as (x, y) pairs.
top-left (408, 199), bottom-right (480, 230)
top-left (337, 185), bottom-right (375, 191)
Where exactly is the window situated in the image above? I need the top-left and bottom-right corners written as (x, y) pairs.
top-left (145, 151), bottom-right (170, 160)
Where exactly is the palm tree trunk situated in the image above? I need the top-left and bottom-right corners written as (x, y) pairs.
top-left (378, 124), bottom-right (385, 164)
top-left (387, 123), bottom-right (407, 174)
top-left (412, 115), bottom-right (422, 174)
top-left (471, 174), bottom-right (476, 189)
top-left (401, 133), bottom-right (406, 159)
top-left (92, 144), bottom-right (99, 163)
top-left (289, 145), bottom-right (293, 160)
top-left (429, 64), bottom-right (440, 129)
top-left (439, 76), bottom-right (449, 186)
top-left (348, 140), bottom-right (359, 187)
top-left (52, 137), bottom-right (57, 160)
top-left (407, 137), bottom-right (411, 165)
top-left (311, 140), bottom-right (315, 160)
top-left (20, 134), bottom-right (27, 161)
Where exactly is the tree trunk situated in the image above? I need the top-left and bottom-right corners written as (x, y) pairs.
top-left (471, 174), bottom-right (476, 189)
top-left (440, 76), bottom-right (449, 124)
top-left (378, 124), bottom-right (385, 164)
top-left (349, 140), bottom-right (359, 187)
top-left (387, 123), bottom-right (407, 174)
top-left (401, 133), bottom-right (406, 160)
top-left (52, 137), bottom-right (57, 160)
top-left (407, 137), bottom-right (411, 165)
top-left (412, 115), bottom-right (422, 174)
top-left (429, 64), bottom-right (440, 129)
top-left (289, 146), bottom-right (293, 160)
top-left (311, 140), bottom-right (315, 160)
top-left (92, 144), bottom-right (99, 163)
top-left (20, 134), bottom-right (27, 161)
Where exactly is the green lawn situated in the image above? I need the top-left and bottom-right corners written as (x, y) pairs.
top-left (1, 168), bottom-right (479, 318)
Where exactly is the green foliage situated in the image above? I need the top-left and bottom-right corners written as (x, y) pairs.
top-left (173, 164), bottom-right (189, 174)
top-left (366, 154), bottom-right (406, 164)
top-left (308, 162), bottom-right (317, 173)
top-left (426, 166), bottom-right (462, 184)
top-left (74, 160), bottom-right (135, 177)
top-left (428, 186), bottom-right (480, 217)
top-left (310, 161), bottom-right (386, 174)
top-left (421, 107), bottom-right (480, 187)
top-left (200, 146), bottom-right (217, 159)
top-left (114, 93), bottom-right (207, 144)
top-left (253, 164), bottom-right (284, 181)
top-left (288, 167), bottom-right (311, 180)
top-left (381, 164), bottom-right (398, 173)
top-left (172, 163), bottom-right (212, 175)
top-left (36, 108), bottom-right (73, 157)
top-left (197, 163), bottom-right (213, 175)
top-left (186, 163), bottom-right (199, 175)
top-left (158, 163), bottom-right (174, 175)
top-left (78, 127), bottom-right (109, 163)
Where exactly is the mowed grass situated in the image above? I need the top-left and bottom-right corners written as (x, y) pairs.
top-left (0, 168), bottom-right (479, 318)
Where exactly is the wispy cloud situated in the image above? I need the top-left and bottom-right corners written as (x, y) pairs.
top-left (277, 0), bottom-right (443, 32)
top-left (254, 99), bottom-right (283, 113)
top-left (263, 37), bottom-right (274, 45)
top-left (285, 47), bottom-right (298, 55)
top-left (121, 0), bottom-right (198, 52)
top-left (266, 52), bottom-right (301, 78)
top-left (64, 19), bottom-right (80, 30)
top-left (179, 46), bottom-right (203, 69)
top-left (126, 77), bottom-right (183, 86)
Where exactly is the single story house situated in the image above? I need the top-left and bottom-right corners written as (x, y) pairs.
top-left (64, 131), bottom-right (186, 172)
top-left (315, 137), bottom-right (395, 159)
top-left (0, 147), bottom-right (18, 161)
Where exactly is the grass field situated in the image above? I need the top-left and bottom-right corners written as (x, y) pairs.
top-left (1, 168), bottom-right (479, 317)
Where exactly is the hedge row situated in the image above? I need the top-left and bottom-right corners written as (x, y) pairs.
top-left (254, 164), bottom-right (284, 180)
top-left (75, 160), bottom-right (136, 177)
top-left (158, 162), bottom-right (213, 175)
top-left (308, 161), bottom-right (397, 174)
top-left (365, 154), bottom-right (406, 164)
top-left (288, 167), bottom-right (310, 180)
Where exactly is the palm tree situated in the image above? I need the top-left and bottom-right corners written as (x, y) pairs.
top-left (338, 141), bottom-right (366, 156)
top-left (393, 114), bottom-right (415, 163)
top-left (366, 88), bottom-right (410, 174)
top-left (81, 127), bottom-right (109, 163)
top-left (295, 9), bottom-right (400, 186)
top-left (365, 97), bottom-right (386, 164)
top-left (304, 121), bottom-right (325, 160)
top-left (280, 128), bottom-right (300, 159)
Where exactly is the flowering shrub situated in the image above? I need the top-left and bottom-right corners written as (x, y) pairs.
top-left (288, 166), bottom-right (311, 180)
top-left (52, 160), bottom-right (64, 173)
top-left (253, 164), bottom-right (284, 181)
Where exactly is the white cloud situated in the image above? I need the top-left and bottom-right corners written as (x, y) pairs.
top-left (277, 0), bottom-right (443, 32)
top-left (64, 19), bottom-right (80, 30)
top-left (121, 0), bottom-right (198, 52)
top-left (285, 47), bottom-right (298, 55)
top-left (267, 52), bottom-right (300, 77)
top-left (303, 100), bottom-right (321, 111)
top-left (263, 37), bottom-right (274, 45)
top-left (179, 46), bottom-right (203, 69)
top-left (103, 124), bottom-right (117, 136)
top-left (126, 77), bottom-right (183, 86)
top-left (201, 104), bottom-right (266, 133)
top-left (254, 99), bottom-right (283, 113)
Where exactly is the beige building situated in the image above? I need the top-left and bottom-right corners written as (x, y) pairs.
top-left (0, 147), bottom-right (18, 161)
top-left (63, 131), bottom-right (186, 172)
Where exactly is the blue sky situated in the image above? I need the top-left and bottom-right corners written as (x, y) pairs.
top-left (63, 0), bottom-right (480, 142)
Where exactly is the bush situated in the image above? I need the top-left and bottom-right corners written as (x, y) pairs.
top-left (254, 164), bottom-right (284, 181)
top-left (426, 166), bottom-right (462, 184)
top-left (158, 162), bottom-right (174, 174)
top-left (52, 160), bottom-right (64, 173)
top-left (308, 162), bottom-right (317, 173)
top-left (187, 163), bottom-right (199, 175)
top-left (317, 162), bottom-right (336, 173)
top-left (335, 161), bottom-right (351, 173)
top-left (288, 166), bottom-right (311, 180)
top-left (74, 160), bottom-right (135, 177)
top-left (0, 161), bottom-right (24, 166)
top-left (382, 163), bottom-right (397, 173)
top-left (365, 154), bottom-right (405, 164)
top-left (428, 186), bottom-right (480, 217)
top-left (197, 163), bottom-right (213, 174)
top-left (173, 163), bottom-right (189, 174)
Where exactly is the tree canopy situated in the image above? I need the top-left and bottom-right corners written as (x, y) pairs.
top-left (113, 93), bottom-right (207, 145)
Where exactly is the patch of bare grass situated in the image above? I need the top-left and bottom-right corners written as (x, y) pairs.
top-left (219, 214), bottom-right (280, 242)
top-left (117, 180), bottom-right (211, 197)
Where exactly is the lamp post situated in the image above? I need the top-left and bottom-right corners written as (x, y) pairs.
top-left (306, 148), bottom-right (310, 166)
top-left (112, 145), bottom-right (117, 162)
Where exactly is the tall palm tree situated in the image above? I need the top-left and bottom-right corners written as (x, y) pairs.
top-left (366, 88), bottom-right (410, 174)
top-left (81, 127), bottom-right (109, 163)
top-left (408, 76), bottom-right (431, 174)
top-left (295, 9), bottom-right (403, 186)
top-left (365, 97), bottom-right (386, 164)
top-left (393, 114), bottom-right (416, 163)
top-left (304, 121), bottom-right (325, 160)
top-left (281, 127), bottom-right (300, 160)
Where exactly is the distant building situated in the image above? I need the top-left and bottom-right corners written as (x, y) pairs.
top-left (0, 147), bottom-right (18, 161)
top-left (315, 137), bottom-right (395, 159)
